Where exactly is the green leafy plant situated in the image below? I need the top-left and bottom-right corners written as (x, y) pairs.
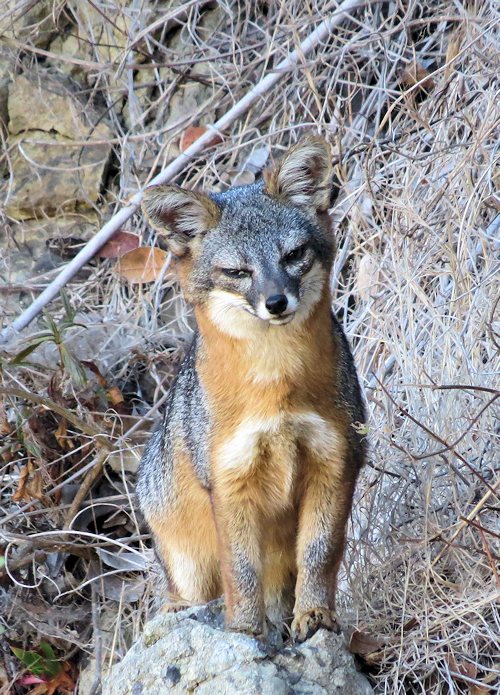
top-left (11, 641), bottom-right (60, 679)
top-left (10, 292), bottom-right (87, 386)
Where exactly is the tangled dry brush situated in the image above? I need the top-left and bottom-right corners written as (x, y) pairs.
top-left (0, 0), bottom-right (498, 693)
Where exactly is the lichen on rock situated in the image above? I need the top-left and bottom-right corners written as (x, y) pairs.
top-left (102, 601), bottom-right (373, 695)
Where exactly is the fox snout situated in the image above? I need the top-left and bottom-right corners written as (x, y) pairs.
top-left (257, 292), bottom-right (299, 324)
top-left (265, 294), bottom-right (288, 315)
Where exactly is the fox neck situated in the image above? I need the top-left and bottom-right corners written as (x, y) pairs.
top-left (194, 290), bottom-right (337, 409)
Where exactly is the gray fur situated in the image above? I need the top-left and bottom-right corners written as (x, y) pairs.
top-left (136, 159), bottom-right (366, 618)
top-left (137, 336), bottom-right (211, 518)
top-left (184, 181), bottom-right (334, 307)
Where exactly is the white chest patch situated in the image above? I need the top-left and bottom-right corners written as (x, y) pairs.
top-left (216, 411), bottom-right (342, 472)
top-left (293, 411), bottom-right (343, 458)
top-left (217, 415), bottom-right (284, 471)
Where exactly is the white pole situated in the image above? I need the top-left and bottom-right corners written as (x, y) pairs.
top-left (0, 0), bottom-right (361, 343)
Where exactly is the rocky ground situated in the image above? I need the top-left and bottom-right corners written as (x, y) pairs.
top-left (102, 602), bottom-right (373, 695)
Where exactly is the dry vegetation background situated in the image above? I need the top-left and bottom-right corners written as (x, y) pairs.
top-left (0, 0), bottom-right (499, 693)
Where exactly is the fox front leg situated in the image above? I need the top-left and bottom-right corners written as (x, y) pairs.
top-left (292, 461), bottom-right (356, 642)
top-left (212, 485), bottom-right (265, 637)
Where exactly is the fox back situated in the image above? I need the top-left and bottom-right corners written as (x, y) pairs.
top-left (137, 136), bottom-right (366, 641)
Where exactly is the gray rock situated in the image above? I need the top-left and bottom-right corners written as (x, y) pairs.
top-left (1, 0), bottom-right (59, 48)
top-left (5, 73), bottom-right (112, 220)
top-left (102, 602), bottom-right (373, 695)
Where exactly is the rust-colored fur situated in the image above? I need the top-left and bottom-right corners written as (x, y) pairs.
top-left (137, 136), bottom-right (366, 641)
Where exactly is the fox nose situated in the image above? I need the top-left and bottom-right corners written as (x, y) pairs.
top-left (265, 294), bottom-right (288, 315)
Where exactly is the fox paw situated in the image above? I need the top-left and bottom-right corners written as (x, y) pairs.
top-left (160, 600), bottom-right (191, 614)
top-left (225, 617), bottom-right (265, 640)
top-left (291, 608), bottom-right (340, 643)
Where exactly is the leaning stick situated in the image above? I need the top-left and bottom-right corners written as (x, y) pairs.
top-left (0, 0), bottom-right (362, 344)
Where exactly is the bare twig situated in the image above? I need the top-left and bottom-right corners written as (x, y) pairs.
top-left (0, 0), bottom-right (363, 344)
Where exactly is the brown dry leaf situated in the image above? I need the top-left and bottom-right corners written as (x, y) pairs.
top-left (98, 231), bottom-right (140, 259)
top-left (12, 461), bottom-right (44, 502)
top-left (180, 125), bottom-right (207, 151)
top-left (45, 662), bottom-right (75, 695)
top-left (54, 419), bottom-right (73, 451)
top-left (107, 386), bottom-right (124, 406)
top-left (349, 629), bottom-right (385, 662)
top-left (26, 662), bottom-right (76, 695)
top-left (469, 686), bottom-right (490, 695)
top-left (116, 247), bottom-right (168, 284)
top-left (80, 361), bottom-right (108, 388)
top-left (401, 61), bottom-right (434, 92)
top-left (180, 125), bottom-right (222, 152)
top-left (28, 468), bottom-right (44, 501)
top-left (457, 662), bottom-right (477, 679)
top-left (483, 195), bottom-right (500, 212)
top-left (447, 654), bottom-right (478, 683)
top-left (12, 464), bottom-right (30, 502)
top-left (0, 401), bottom-right (11, 436)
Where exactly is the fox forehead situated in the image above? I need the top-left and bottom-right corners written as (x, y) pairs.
top-left (199, 185), bottom-right (328, 265)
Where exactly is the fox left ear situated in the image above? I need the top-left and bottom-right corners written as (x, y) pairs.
top-left (141, 184), bottom-right (220, 256)
top-left (263, 135), bottom-right (332, 212)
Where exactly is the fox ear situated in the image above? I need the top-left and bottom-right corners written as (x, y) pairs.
top-left (264, 135), bottom-right (332, 212)
top-left (141, 185), bottom-right (220, 256)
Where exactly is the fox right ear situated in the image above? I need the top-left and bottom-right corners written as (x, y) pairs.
top-left (141, 185), bottom-right (220, 256)
top-left (263, 135), bottom-right (332, 212)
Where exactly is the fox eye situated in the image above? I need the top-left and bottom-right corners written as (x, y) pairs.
top-left (284, 244), bottom-right (307, 263)
top-left (221, 267), bottom-right (252, 279)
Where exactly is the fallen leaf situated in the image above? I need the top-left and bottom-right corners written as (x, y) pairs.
top-left (349, 629), bottom-right (385, 659)
top-left (116, 247), bottom-right (169, 284)
top-left (181, 126), bottom-right (207, 151)
top-left (12, 460), bottom-right (44, 503)
top-left (12, 464), bottom-right (30, 502)
top-left (0, 401), bottom-right (12, 436)
top-left (107, 446), bottom-right (142, 474)
top-left (18, 674), bottom-right (46, 685)
top-left (458, 662), bottom-right (477, 679)
top-left (12, 642), bottom-right (59, 680)
top-left (22, 665), bottom-right (75, 695)
top-left (44, 662), bottom-right (75, 695)
top-left (98, 231), bottom-right (140, 259)
top-left (96, 548), bottom-right (147, 571)
top-left (54, 419), bottom-right (73, 451)
top-left (80, 361), bottom-right (108, 388)
top-left (483, 195), bottom-right (500, 212)
top-left (180, 125), bottom-right (222, 152)
top-left (447, 653), bottom-right (484, 689)
top-left (400, 62), bottom-right (434, 92)
top-left (107, 386), bottom-right (124, 406)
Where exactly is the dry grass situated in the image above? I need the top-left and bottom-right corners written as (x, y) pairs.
top-left (0, 0), bottom-right (499, 693)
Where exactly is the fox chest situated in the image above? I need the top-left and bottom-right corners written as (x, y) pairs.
top-left (213, 412), bottom-right (343, 513)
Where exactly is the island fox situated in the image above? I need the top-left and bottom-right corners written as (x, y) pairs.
top-left (137, 135), bottom-right (366, 642)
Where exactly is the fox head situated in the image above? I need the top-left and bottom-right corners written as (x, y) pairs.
top-left (142, 135), bottom-right (335, 338)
